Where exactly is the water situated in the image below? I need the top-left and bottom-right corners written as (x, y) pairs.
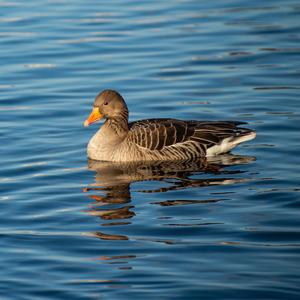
top-left (1, 0), bottom-right (300, 299)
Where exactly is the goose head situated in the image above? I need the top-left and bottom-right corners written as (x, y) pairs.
top-left (84, 90), bottom-right (128, 127)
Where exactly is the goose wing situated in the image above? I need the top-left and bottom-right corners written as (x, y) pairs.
top-left (128, 119), bottom-right (251, 152)
top-left (129, 119), bottom-right (251, 152)
top-left (128, 119), bottom-right (194, 150)
top-left (189, 121), bottom-right (251, 145)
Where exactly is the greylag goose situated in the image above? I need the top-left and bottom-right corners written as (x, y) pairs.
top-left (84, 90), bottom-right (256, 162)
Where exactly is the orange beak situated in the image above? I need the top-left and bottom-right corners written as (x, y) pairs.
top-left (84, 107), bottom-right (103, 127)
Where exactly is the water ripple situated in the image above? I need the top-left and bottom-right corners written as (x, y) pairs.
top-left (1, 0), bottom-right (300, 299)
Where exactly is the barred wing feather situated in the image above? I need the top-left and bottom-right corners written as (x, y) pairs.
top-left (128, 119), bottom-right (194, 150)
top-left (128, 119), bottom-right (250, 154)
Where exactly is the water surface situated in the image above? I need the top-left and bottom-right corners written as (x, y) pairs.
top-left (1, 0), bottom-right (300, 299)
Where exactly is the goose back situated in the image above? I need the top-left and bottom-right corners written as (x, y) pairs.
top-left (127, 118), bottom-right (253, 158)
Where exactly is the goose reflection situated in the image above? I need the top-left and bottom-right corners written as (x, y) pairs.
top-left (83, 154), bottom-right (255, 241)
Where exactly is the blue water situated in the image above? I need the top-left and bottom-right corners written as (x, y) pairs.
top-left (1, 0), bottom-right (300, 299)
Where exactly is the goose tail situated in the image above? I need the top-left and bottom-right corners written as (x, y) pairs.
top-left (206, 129), bottom-right (256, 156)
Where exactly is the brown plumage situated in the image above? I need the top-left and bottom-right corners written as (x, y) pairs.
top-left (84, 90), bottom-right (256, 162)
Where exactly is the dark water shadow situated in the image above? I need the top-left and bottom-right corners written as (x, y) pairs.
top-left (83, 154), bottom-right (256, 241)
